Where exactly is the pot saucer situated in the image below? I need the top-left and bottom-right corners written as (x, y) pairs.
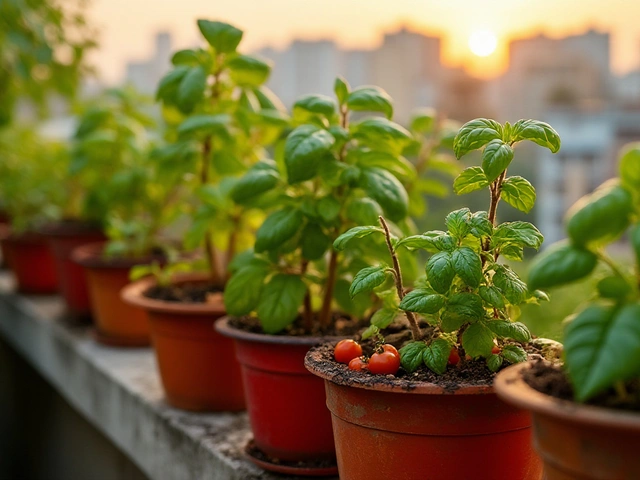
top-left (244, 439), bottom-right (338, 477)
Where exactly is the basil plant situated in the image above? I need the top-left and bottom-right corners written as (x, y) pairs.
top-left (529, 143), bottom-right (640, 402)
top-left (154, 19), bottom-right (289, 286)
top-left (225, 77), bottom-right (421, 334)
top-left (336, 118), bottom-right (561, 374)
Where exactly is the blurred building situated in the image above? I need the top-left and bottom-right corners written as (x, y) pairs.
top-left (124, 32), bottom-right (173, 95)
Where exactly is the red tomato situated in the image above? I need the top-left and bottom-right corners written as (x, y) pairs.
top-left (448, 348), bottom-right (460, 365)
top-left (382, 344), bottom-right (400, 359)
top-left (492, 345), bottom-right (501, 355)
top-left (368, 351), bottom-right (400, 375)
top-left (334, 339), bottom-right (363, 364)
top-left (348, 357), bottom-right (368, 371)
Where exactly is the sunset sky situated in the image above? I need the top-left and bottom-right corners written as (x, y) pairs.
top-left (88, 0), bottom-right (640, 83)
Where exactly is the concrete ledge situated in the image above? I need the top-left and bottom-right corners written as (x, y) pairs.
top-left (0, 274), bottom-right (312, 480)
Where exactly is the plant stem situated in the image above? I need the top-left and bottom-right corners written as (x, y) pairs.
top-left (379, 216), bottom-right (422, 341)
top-left (201, 136), bottom-right (222, 286)
top-left (598, 250), bottom-right (627, 281)
top-left (482, 170), bottom-right (507, 266)
top-left (301, 260), bottom-right (313, 331)
top-left (225, 213), bottom-right (241, 281)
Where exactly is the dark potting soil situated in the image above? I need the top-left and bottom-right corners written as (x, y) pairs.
top-left (228, 314), bottom-right (370, 338)
top-left (144, 282), bottom-right (223, 303)
top-left (523, 359), bottom-right (640, 412)
top-left (245, 439), bottom-right (338, 471)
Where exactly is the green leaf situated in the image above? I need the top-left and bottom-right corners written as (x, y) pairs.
top-left (441, 292), bottom-right (485, 332)
top-left (334, 278), bottom-right (370, 317)
top-left (361, 325), bottom-right (379, 340)
top-left (351, 117), bottom-right (412, 155)
top-left (227, 54), bottom-right (271, 86)
top-left (293, 94), bottom-right (337, 117)
top-left (350, 266), bottom-right (388, 298)
top-left (501, 176), bottom-right (536, 213)
top-left (487, 354), bottom-right (504, 372)
top-left (511, 119), bottom-right (561, 153)
top-left (426, 251), bottom-right (455, 294)
top-left (493, 266), bottom-right (528, 305)
top-left (452, 247), bottom-right (483, 288)
top-left (257, 274), bottom-right (307, 333)
top-left (492, 221), bottom-right (543, 251)
top-left (334, 76), bottom-right (350, 105)
top-left (462, 322), bottom-right (495, 358)
top-left (230, 161), bottom-right (279, 204)
top-left (360, 167), bottom-right (409, 221)
top-left (301, 223), bottom-right (331, 260)
top-left (619, 143), bottom-right (640, 189)
top-left (486, 320), bottom-right (532, 343)
top-left (333, 226), bottom-right (384, 250)
top-left (399, 289), bottom-right (445, 314)
top-left (156, 67), bottom-right (189, 102)
top-left (371, 307), bottom-right (399, 329)
top-left (171, 49), bottom-right (200, 66)
top-left (470, 211), bottom-right (493, 238)
top-left (453, 167), bottom-right (489, 195)
top-left (197, 20), bottom-right (243, 53)
top-left (479, 286), bottom-right (505, 309)
top-left (353, 151), bottom-right (416, 180)
top-left (453, 118), bottom-right (503, 159)
top-left (501, 344), bottom-right (528, 364)
top-left (565, 304), bottom-right (640, 401)
top-left (284, 125), bottom-right (335, 184)
top-left (528, 242), bottom-right (598, 291)
top-left (445, 208), bottom-right (471, 239)
top-left (596, 276), bottom-right (631, 300)
top-left (399, 341), bottom-right (428, 373)
top-left (224, 265), bottom-right (269, 316)
top-left (423, 338), bottom-right (451, 375)
top-left (632, 224), bottom-right (640, 265)
top-left (482, 139), bottom-right (514, 182)
top-left (347, 86), bottom-right (393, 119)
top-left (317, 195), bottom-right (341, 223)
top-left (177, 66), bottom-right (207, 113)
top-left (346, 197), bottom-right (383, 226)
top-left (397, 232), bottom-right (455, 253)
top-left (255, 208), bottom-right (303, 252)
top-left (410, 108), bottom-right (436, 133)
top-left (566, 182), bottom-right (633, 247)
top-left (178, 114), bottom-right (230, 136)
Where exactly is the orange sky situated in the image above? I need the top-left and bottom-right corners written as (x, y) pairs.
top-left (88, 0), bottom-right (640, 83)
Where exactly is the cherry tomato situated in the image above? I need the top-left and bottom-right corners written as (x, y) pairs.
top-left (334, 339), bottom-right (363, 364)
top-left (368, 351), bottom-right (400, 375)
top-left (448, 348), bottom-right (460, 365)
top-left (491, 345), bottom-right (501, 355)
top-left (382, 344), bottom-right (400, 359)
top-left (348, 357), bottom-right (368, 371)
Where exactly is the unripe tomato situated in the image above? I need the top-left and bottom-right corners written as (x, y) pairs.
top-left (334, 339), bottom-right (363, 364)
top-left (382, 344), bottom-right (400, 359)
top-left (348, 357), bottom-right (368, 371)
top-left (491, 345), bottom-right (501, 355)
top-left (368, 351), bottom-right (400, 375)
top-left (448, 348), bottom-right (460, 365)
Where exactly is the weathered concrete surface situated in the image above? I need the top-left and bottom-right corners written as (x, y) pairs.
top-left (0, 274), bottom-right (326, 480)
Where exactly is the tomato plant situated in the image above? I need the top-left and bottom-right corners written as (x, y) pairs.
top-left (369, 350), bottom-right (401, 375)
top-left (334, 339), bottom-right (363, 364)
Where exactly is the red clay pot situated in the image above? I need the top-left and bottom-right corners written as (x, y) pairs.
top-left (40, 221), bottom-right (105, 319)
top-left (495, 362), bottom-right (640, 480)
top-left (216, 317), bottom-right (338, 463)
top-left (306, 351), bottom-right (542, 480)
top-left (121, 275), bottom-right (245, 412)
top-left (0, 226), bottom-right (58, 294)
top-left (72, 242), bottom-right (164, 347)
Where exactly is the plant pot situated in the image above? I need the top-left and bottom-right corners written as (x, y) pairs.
top-left (121, 274), bottom-right (245, 412)
top-left (0, 226), bottom-right (58, 294)
top-left (305, 348), bottom-right (542, 480)
top-left (216, 317), bottom-right (338, 463)
top-left (39, 220), bottom-right (106, 320)
top-left (495, 362), bottom-right (640, 480)
top-left (72, 242), bottom-right (163, 347)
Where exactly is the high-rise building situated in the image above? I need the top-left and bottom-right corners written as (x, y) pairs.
top-left (124, 32), bottom-right (173, 95)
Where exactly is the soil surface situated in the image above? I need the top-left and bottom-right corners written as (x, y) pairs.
top-left (228, 314), bottom-right (368, 338)
top-left (523, 359), bottom-right (640, 412)
top-left (245, 440), bottom-right (338, 471)
top-left (144, 282), bottom-right (222, 303)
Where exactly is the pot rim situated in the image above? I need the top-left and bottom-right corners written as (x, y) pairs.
top-left (304, 345), bottom-right (494, 395)
top-left (38, 219), bottom-right (104, 238)
top-left (494, 362), bottom-right (640, 431)
top-left (120, 272), bottom-right (225, 316)
top-left (215, 316), bottom-right (346, 346)
top-left (71, 241), bottom-right (164, 270)
top-left (0, 225), bottom-right (46, 245)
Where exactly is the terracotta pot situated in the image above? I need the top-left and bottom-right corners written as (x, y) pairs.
top-left (72, 242), bottom-right (164, 347)
top-left (0, 226), bottom-right (58, 294)
top-left (216, 317), bottom-right (338, 463)
top-left (495, 362), bottom-right (640, 480)
top-left (306, 350), bottom-right (542, 480)
top-left (121, 275), bottom-right (245, 412)
top-left (39, 221), bottom-right (105, 319)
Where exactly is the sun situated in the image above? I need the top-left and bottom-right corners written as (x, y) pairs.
top-left (469, 29), bottom-right (498, 57)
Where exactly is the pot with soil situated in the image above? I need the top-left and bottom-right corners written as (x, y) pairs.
top-left (72, 242), bottom-right (165, 346)
top-left (0, 225), bottom-right (58, 294)
top-left (39, 220), bottom-right (105, 320)
top-left (122, 273), bottom-right (245, 411)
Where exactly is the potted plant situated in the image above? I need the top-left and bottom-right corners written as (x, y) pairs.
top-left (121, 19), bottom-right (289, 411)
top-left (305, 118), bottom-right (562, 479)
top-left (216, 77), bottom-right (427, 474)
top-left (495, 142), bottom-right (640, 479)
top-left (0, 127), bottom-right (67, 293)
